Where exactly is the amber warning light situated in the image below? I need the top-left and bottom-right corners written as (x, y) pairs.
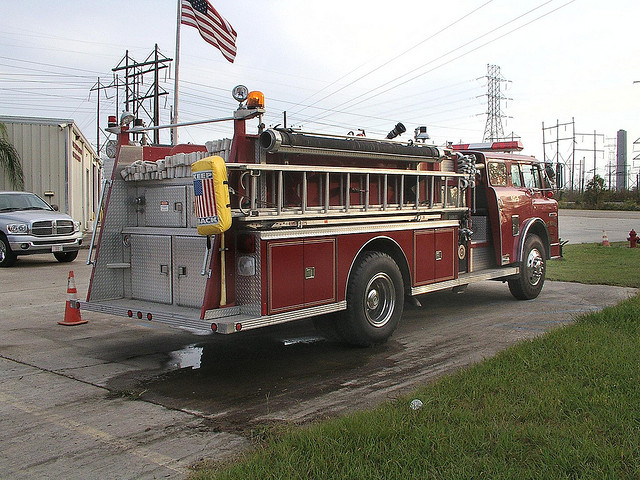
top-left (247, 91), bottom-right (265, 109)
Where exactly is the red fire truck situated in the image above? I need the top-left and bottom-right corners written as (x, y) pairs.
top-left (82, 86), bottom-right (560, 346)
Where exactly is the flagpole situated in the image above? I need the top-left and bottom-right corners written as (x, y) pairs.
top-left (172, 0), bottom-right (181, 145)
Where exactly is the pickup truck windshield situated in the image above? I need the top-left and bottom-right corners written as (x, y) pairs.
top-left (0, 193), bottom-right (52, 212)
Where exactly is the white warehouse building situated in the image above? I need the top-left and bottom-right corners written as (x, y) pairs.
top-left (0, 116), bottom-right (100, 232)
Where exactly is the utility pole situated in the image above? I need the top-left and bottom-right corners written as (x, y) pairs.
top-left (89, 77), bottom-right (112, 155)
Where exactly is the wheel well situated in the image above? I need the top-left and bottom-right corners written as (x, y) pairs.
top-left (349, 237), bottom-right (411, 296)
top-left (0, 231), bottom-right (11, 248)
top-left (521, 219), bottom-right (550, 259)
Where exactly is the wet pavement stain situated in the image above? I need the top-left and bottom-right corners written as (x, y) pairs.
top-left (105, 320), bottom-right (402, 431)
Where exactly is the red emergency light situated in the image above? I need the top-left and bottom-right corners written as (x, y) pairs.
top-left (451, 140), bottom-right (523, 152)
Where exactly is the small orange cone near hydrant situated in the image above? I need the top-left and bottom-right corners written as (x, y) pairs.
top-left (601, 230), bottom-right (611, 247)
top-left (58, 271), bottom-right (88, 326)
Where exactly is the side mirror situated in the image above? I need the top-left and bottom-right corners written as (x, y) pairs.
top-left (546, 191), bottom-right (554, 199)
top-left (51, 204), bottom-right (59, 211)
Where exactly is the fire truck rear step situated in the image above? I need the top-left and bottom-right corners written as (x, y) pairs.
top-left (80, 299), bottom-right (239, 334)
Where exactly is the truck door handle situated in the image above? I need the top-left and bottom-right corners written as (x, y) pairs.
top-left (160, 264), bottom-right (169, 275)
top-left (178, 266), bottom-right (187, 276)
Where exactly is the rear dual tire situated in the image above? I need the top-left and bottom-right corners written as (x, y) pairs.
top-left (338, 252), bottom-right (404, 347)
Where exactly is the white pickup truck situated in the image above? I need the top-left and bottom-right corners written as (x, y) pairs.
top-left (0, 191), bottom-right (82, 267)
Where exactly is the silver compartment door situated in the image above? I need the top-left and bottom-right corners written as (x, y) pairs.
top-left (143, 185), bottom-right (187, 227)
top-left (131, 234), bottom-right (172, 304)
top-left (173, 235), bottom-right (208, 308)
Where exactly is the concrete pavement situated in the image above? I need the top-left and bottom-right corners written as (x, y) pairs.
top-left (0, 258), bottom-right (248, 479)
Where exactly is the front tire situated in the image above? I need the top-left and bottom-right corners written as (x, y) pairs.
top-left (54, 251), bottom-right (78, 263)
top-left (0, 236), bottom-right (17, 267)
top-left (338, 252), bottom-right (404, 347)
top-left (508, 234), bottom-right (546, 300)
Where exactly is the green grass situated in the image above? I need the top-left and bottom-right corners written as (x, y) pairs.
top-left (193, 244), bottom-right (640, 479)
top-left (547, 242), bottom-right (640, 288)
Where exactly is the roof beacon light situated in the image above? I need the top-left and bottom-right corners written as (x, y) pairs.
top-left (247, 91), bottom-right (265, 109)
top-left (414, 126), bottom-right (430, 142)
top-left (451, 140), bottom-right (523, 152)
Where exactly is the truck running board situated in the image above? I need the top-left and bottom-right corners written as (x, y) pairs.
top-left (209, 301), bottom-right (348, 334)
top-left (410, 266), bottom-right (519, 296)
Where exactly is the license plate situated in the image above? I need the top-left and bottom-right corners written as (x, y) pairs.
top-left (52, 245), bottom-right (63, 252)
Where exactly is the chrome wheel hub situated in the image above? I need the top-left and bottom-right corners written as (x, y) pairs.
top-left (364, 273), bottom-right (395, 328)
top-left (366, 289), bottom-right (380, 310)
top-left (526, 248), bottom-right (544, 286)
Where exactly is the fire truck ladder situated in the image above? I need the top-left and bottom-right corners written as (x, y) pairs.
top-left (86, 177), bottom-right (111, 265)
top-left (226, 163), bottom-right (469, 225)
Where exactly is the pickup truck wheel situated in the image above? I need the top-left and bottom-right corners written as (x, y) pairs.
top-left (508, 234), bottom-right (545, 300)
top-left (339, 252), bottom-right (404, 347)
top-left (0, 236), bottom-right (17, 267)
top-left (54, 251), bottom-right (78, 263)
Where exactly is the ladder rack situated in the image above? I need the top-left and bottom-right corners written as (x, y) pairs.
top-left (227, 163), bottom-right (469, 223)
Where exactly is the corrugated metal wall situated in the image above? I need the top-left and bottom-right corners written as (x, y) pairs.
top-left (0, 117), bottom-right (99, 231)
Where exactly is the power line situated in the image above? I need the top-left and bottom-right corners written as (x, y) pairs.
top-left (288, 0), bottom-right (494, 118)
top-left (301, 0), bottom-right (573, 126)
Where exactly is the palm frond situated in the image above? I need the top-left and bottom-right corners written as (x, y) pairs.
top-left (0, 123), bottom-right (24, 190)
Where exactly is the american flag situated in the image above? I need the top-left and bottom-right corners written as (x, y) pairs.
top-left (181, 0), bottom-right (237, 63)
top-left (193, 171), bottom-right (219, 224)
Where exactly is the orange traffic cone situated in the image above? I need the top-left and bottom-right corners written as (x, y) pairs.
top-left (58, 271), bottom-right (88, 326)
top-left (602, 230), bottom-right (611, 247)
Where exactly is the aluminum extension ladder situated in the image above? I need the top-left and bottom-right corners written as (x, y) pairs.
top-left (226, 163), bottom-right (469, 224)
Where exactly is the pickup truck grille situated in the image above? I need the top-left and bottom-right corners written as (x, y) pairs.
top-left (31, 220), bottom-right (75, 236)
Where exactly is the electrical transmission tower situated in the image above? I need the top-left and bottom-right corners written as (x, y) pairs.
top-left (542, 119), bottom-right (574, 190)
top-left (91, 45), bottom-right (172, 151)
top-left (111, 45), bottom-right (172, 144)
top-left (482, 64), bottom-right (510, 142)
top-left (542, 118), bottom-right (606, 191)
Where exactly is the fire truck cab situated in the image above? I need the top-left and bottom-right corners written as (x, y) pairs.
top-left (82, 87), bottom-right (560, 346)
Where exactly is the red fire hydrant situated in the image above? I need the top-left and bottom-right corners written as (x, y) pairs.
top-left (628, 229), bottom-right (639, 248)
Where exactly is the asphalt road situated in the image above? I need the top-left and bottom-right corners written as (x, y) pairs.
top-left (0, 210), bottom-right (638, 479)
top-left (559, 208), bottom-right (640, 244)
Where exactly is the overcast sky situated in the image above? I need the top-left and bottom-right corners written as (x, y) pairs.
top-left (1, 0), bottom-right (638, 183)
